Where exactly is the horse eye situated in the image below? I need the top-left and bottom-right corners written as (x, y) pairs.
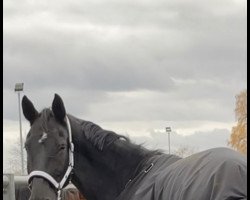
top-left (59, 144), bottom-right (66, 150)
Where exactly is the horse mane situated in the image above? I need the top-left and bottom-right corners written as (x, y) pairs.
top-left (77, 117), bottom-right (162, 159)
top-left (80, 120), bottom-right (128, 151)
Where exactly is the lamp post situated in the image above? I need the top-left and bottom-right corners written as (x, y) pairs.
top-left (166, 127), bottom-right (171, 154)
top-left (14, 83), bottom-right (24, 175)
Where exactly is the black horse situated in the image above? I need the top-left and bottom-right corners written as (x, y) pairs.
top-left (22, 94), bottom-right (247, 200)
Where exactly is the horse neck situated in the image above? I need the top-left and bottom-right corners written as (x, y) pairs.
top-left (68, 116), bottom-right (155, 200)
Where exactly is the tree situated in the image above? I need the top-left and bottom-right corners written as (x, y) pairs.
top-left (6, 138), bottom-right (27, 175)
top-left (228, 90), bottom-right (247, 155)
top-left (174, 145), bottom-right (197, 158)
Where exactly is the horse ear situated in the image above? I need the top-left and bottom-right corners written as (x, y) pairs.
top-left (52, 93), bottom-right (66, 122)
top-left (22, 95), bottom-right (39, 125)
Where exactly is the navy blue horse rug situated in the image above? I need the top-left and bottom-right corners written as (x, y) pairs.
top-left (116, 147), bottom-right (247, 200)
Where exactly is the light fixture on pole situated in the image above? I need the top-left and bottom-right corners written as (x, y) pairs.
top-left (166, 127), bottom-right (171, 154)
top-left (14, 83), bottom-right (24, 175)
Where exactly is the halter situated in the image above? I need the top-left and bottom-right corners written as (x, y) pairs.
top-left (28, 115), bottom-right (74, 200)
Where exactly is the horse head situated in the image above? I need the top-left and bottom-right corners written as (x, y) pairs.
top-left (22, 94), bottom-right (72, 200)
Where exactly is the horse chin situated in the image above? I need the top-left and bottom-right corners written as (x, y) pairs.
top-left (29, 177), bottom-right (57, 200)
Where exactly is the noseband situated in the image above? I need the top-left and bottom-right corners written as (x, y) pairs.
top-left (28, 115), bottom-right (74, 200)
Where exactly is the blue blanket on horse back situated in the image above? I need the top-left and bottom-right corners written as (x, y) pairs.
top-left (116, 147), bottom-right (247, 200)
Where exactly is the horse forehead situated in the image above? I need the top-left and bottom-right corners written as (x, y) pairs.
top-left (27, 119), bottom-right (68, 142)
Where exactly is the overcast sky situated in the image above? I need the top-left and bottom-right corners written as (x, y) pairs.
top-left (3, 0), bottom-right (247, 171)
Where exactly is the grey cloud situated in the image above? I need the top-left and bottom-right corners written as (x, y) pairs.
top-left (3, 0), bottom-right (246, 126)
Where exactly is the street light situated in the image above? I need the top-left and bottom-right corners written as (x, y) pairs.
top-left (14, 83), bottom-right (24, 175)
top-left (166, 127), bottom-right (171, 154)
